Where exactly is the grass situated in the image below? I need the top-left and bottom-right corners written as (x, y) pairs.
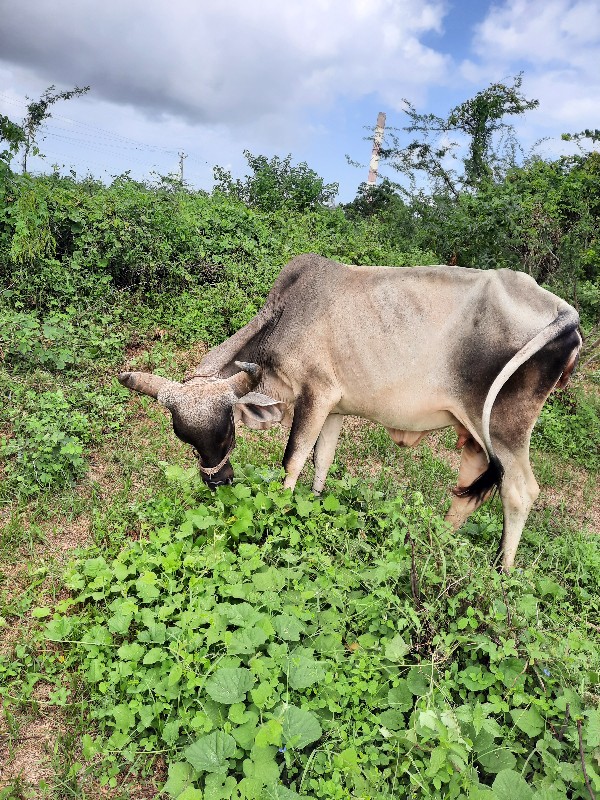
top-left (0, 332), bottom-right (598, 799)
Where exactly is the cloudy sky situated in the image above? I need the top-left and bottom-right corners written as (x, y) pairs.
top-left (0, 0), bottom-right (598, 201)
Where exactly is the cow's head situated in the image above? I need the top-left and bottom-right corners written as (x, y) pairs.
top-left (118, 362), bottom-right (286, 489)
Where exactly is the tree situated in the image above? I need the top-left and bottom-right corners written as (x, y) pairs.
top-left (378, 74), bottom-right (539, 197)
top-left (343, 178), bottom-right (405, 219)
top-left (21, 84), bottom-right (90, 173)
top-left (213, 150), bottom-right (338, 212)
top-left (0, 114), bottom-right (25, 177)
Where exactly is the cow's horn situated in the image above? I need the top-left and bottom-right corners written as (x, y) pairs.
top-left (118, 371), bottom-right (179, 399)
top-left (229, 361), bottom-right (262, 397)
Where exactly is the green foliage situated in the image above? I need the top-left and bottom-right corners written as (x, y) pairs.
top-left (17, 468), bottom-right (599, 798)
top-left (213, 151), bottom-right (338, 212)
top-left (0, 378), bottom-right (127, 498)
top-left (532, 387), bottom-right (600, 471)
top-left (0, 113), bottom-right (25, 172)
top-left (20, 84), bottom-right (90, 173)
top-left (379, 74), bottom-right (538, 197)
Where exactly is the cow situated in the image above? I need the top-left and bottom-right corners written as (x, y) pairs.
top-left (119, 254), bottom-right (582, 569)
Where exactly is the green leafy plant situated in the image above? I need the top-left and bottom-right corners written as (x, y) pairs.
top-left (23, 468), bottom-right (599, 799)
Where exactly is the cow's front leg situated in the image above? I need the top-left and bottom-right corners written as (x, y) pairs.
top-left (282, 390), bottom-right (339, 491)
top-left (312, 414), bottom-right (344, 493)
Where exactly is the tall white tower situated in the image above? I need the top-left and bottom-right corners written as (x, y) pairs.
top-left (367, 112), bottom-right (386, 186)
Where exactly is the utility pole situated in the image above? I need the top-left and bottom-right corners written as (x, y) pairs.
top-left (367, 112), bottom-right (386, 186)
top-left (178, 151), bottom-right (187, 182)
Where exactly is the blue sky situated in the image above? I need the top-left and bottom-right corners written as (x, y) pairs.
top-left (0, 0), bottom-right (598, 202)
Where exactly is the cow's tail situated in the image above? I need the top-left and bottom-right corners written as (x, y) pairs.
top-left (460, 306), bottom-right (581, 500)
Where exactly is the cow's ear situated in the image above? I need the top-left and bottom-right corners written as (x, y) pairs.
top-left (234, 392), bottom-right (287, 430)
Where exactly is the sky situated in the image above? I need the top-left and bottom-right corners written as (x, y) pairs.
top-left (0, 0), bottom-right (598, 202)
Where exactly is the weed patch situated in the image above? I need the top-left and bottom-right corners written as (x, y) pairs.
top-left (10, 467), bottom-right (598, 799)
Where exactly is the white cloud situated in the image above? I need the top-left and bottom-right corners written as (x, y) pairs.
top-left (0, 0), bottom-right (449, 126)
top-left (466, 0), bottom-right (599, 135)
top-left (473, 0), bottom-right (599, 66)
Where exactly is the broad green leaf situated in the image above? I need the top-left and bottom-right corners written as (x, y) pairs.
top-left (477, 743), bottom-right (517, 774)
top-left (584, 709), bottom-right (600, 747)
top-left (492, 769), bottom-right (534, 800)
top-left (255, 718), bottom-right (283, 748)
top-left (262, 784), bottom-right (303, 800)
top-left (31, 606), bottom-right (51, 618)
top-left (229, 703), bottom-right (253, 725)
top-left (185, 731), bottom-right (237, 773)
top-left (427, 745), bottom-right (447, 776)
top-left (311, 633), bottom-right (344, 656)
top-left (242, 745), bottom-right (281, 784)
top-left (287, 654), bottom-right (326, 690)
top-left (295, 498), bottom-right (315, 517)
top-left (536, 578), bottom-right (566, 599)
top-left (87, 658), bottom-right (104, 683)
top-left (333, 747), bottom-right (359, 772)
top-left (205, 667), bottom-right (255, 704)
top-left (45, 616), bottom-right (74, 641)
top-left (473, 702), bottom-right (486, 735)
top-left (138, 618), bottom-right (167, 643)
top-left (388, 681), bottom-right (413, 712)
top-left (168, 663), bottom-right (184, 686)
top-left (322, 494), bottom-right (341, 511)
top-left (143, 647), bottom-right (166, 665)
top-left (227, 626), bottom-right (268, 655)
top-left (218, 602), bottom-right (263, 627)
top-left (238, 777), bottom-right (263, 798)
top-left (384, 634), bottom-right (410, 661)
top-left (162, 719), bottom-right (181, 744)
top-left (458, 665), bottom-right (497, 690)
top-left (280, 705), bottom-right (322, 749)
top-left (112, 703), bottom-right (135, 731)
top-left (162, 761), bottom-right (196, 798)
top-left (378, 709), bottom-right (405, 730)
top-left (252, 568), bottom-right (286, 592)
top-left (510, 707), bottom-right (544, 738)
top-left (406, 665), bottom-right (432, 695)
top-left (84, 624), bottom-right (113, 646)
top-left (178, 788), bottom-right (203, 800)
top-left (107, 610), bottom-right (133, 635)
top-left (81, 734), bottom-right (99, 759)
top-left (203, 773), bottom-right (239, 800)
top-left (117, 642), bottom-right (144, 662)
top-left (272, 614), bottom-right (305, 641)
top-left (251, 682), bottom-right (274, 709)
top-left (232, 719), bottom-right (260, 750)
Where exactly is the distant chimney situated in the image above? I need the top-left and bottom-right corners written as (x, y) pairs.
top-left (367, 112), bottom-right (386, 186)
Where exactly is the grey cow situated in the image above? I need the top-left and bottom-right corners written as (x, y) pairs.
top-left (119, 254), bottom-right (582, 569)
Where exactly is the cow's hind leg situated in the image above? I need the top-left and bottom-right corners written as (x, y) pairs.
top-left (494, 445), bottom-right (539, 570)
top-left (312, 414), bottom-right (344, 493)
top-left (445, 437), bottom-right (494, 530)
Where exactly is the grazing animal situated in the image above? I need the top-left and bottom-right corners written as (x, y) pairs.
top-left (119, 254), bottom-right (581, 569)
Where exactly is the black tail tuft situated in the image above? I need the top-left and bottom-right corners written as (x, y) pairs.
top-left (452, 455), bottom-right (504, 503)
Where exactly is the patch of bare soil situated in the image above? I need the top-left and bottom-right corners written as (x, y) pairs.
top-left (0, 688), bottom-right (62, 788)
top-left (538, 466), bottom-right (600, 535)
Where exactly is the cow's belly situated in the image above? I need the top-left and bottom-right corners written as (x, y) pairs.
top-left (332, 386), bottom-right (456, 432)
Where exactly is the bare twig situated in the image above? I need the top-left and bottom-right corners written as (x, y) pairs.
top-left (557, 703), bottom-right (570, 742)
top-left (577, 718), bottom-right (597, 800)
top-left (532, 665), bottom-right (546, 693)
top-left (405, 532), bottom-right (421, 610)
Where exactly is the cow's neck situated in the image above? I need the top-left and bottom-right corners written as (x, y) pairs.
top-left (193, 307), bottom-right (283, 388)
